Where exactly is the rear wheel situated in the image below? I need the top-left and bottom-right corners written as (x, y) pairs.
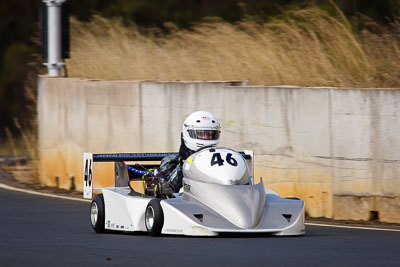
top-left (145, 199), bottom-right (164, 236)
top-left (90, 194), bottom-right (105, 233)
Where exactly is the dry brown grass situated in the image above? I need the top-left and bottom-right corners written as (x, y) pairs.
top-left (1, 64), bottom-right (40, 182)
top-left (1, 118), bottom-right (39, 183)
top-left (66, 7), bottom-right (400, 88)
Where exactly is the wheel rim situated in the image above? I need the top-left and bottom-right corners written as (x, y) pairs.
top-left (91, 202), bottom-right (98, 226)
top-left (145, 206), bottom-right (155, 230)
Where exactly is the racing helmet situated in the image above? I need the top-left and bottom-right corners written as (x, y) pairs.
top-left (182, 111), bottom-right (221, 151)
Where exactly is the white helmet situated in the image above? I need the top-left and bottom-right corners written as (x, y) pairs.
top-left (182, 111), bottom-right (221, 151)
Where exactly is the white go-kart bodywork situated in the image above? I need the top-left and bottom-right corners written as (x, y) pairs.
top-left (83, 148), bottom-right (305, 236)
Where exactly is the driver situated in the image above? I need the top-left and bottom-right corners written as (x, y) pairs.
top-left (160, 111), bottom-right (221, 192)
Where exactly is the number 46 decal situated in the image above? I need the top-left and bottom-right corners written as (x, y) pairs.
top-left (211, 153), bottom-right (238, 167)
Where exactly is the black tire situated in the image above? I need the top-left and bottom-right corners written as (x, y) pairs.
top-left (90, 194), bottom-right (105, 233)
top-left (145, 199), bottom-right (164, 236)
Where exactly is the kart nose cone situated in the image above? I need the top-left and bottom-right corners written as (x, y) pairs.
top-left (183, 179), bottom-right (266, 229)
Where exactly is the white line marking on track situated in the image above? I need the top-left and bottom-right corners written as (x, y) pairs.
top-left (306, 222), bottom-right (400, 232)
top-left (0, 183), bottom-right (90, 203)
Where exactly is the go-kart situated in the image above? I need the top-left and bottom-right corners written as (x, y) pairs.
top-left (83, 147), bottom-right (305, 236)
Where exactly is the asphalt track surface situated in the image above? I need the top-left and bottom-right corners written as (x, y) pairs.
top-left (1, 188), bottom-right (399, 267)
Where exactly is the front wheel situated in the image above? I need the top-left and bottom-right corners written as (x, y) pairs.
top-left (145, 199), bottom-right (164, 236)
top-left (90, 194), bottom-right (105, 233)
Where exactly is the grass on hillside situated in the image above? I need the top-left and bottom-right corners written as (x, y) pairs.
top-left (66, 7), bottom-right (400, 88)
top-left (1, 119), bottom-right (39, 183)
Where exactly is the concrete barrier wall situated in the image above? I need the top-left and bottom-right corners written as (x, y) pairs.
top-left (38, 77), bottom-right (400, 223)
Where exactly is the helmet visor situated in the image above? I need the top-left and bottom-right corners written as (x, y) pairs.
top-left (188, 129), bottom-right (220, 140)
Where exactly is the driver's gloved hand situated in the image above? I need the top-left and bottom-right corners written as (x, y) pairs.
top-left (166, 165), bottom-right (183, 193)
top-left (161, 181), bottom-right (174, 196)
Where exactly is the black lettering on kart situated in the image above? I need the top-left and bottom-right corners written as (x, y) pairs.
top-left (84, 159), bottom-right (93, 186)
top-left (210, 153), bottom-right (238, 167)
top-left (164, 229), bottom-right (183, 233)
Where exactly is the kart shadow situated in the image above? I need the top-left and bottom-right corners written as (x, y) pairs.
top-left (105, 230), bottom-right (314, 239)
top-left (99, 226), bottom-right (320, 239)
top-left (216, 232), bottom-right (306, 239)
